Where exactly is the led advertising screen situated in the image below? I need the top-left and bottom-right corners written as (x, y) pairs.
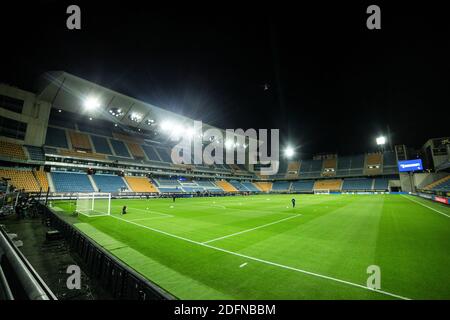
top-left (398, 159), bottom-right (423, 172)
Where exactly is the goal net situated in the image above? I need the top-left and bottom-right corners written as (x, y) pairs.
top-left (76, 192), bottom-right (111, 217)
top-left (313, 189), bottom-right (330, 195)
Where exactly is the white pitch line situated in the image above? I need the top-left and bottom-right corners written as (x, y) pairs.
top-left (111, 205), bottom-right (174, 217)
top-left (202, 214), bottom-right (302, 244)
top-left (401, 195), bottom-right (450, 218)
top-left (107, 215), bottom-right (410, 300)
top-left (239, 262), bottom-right (248, 268)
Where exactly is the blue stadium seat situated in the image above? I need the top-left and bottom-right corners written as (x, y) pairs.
top-left (91, 135), bottom-right (113, 154)
top-left (155, 147), bottom-right (172, 163)
top-left (229, 180), bottom-right (249, 191)
top-left (241, 182), bottom-right (259, 192)
top-left (25, 145), bottom-right (45, 161)
top-left (432, 179), bottom-right (450, 192)
top-left (271, 181), bottom-right (291, 191)
top-left (110, 139), bottom-right (131, 157)
top-left (45, 127), bottom-right (68, 148)
top-left (51, 172), bottom-right (94, 192)
top-left (142, 145), bottom-right (162, 161)
top-left (93, 174), bottom-right (127, 192)
top-left (373, 178), bottom-right (389, 190)
top-left (342, 178), bottom-right (373, 190)
top-left (291, 180), bottom-right (314, 192)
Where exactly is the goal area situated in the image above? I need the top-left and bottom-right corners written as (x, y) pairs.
top-left (76, 192), bottom-right (111, 217)
top-left (313, 189), bottom-right (330, 195)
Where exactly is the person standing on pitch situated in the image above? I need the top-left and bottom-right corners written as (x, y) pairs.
top-left (122, 205), bottom-right (127, 215)
top-left (291, 198), bottom-right (296, 208)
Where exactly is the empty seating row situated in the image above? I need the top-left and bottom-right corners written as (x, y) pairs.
top-left (0, 141), bottom-right (26, 160)
top-left (215, 180), bottom-right (238, 192)
top-left (51, 172), bottom-right (94, 192)
top-left (373, 177), bottom-right (389, 190)
top-left (341, 178), bottom-right (373, 190)
top-left (229, 180), bottom-right (249, 191)
top-left (125, 176), bottom-right (159, 192)
top-left (291, 180), bottom-right (314, 192)
top-left (241, 181), bottom-right (259, 192)
top-left (271, 181), bottom-right (291, 191)
top-left (313, 179), bottom-right (342, 191)
top-left (69, 131), bottom-right (92, 151)
top-left (253, 182), bottom-right (272, 192)
top-left (92, 174), bottom-right (128, 193)
top-left (0, 168), bottom-right (41, 192)
top-left (25, 145), bottom-right (45, 161)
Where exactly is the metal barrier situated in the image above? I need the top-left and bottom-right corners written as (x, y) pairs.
top-left (0, 225), bottom-right (57, 300)
top-left (42, 204), bottom-right (176, 300)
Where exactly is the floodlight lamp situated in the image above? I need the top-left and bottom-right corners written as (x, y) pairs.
top-left (84, 96), bottom-right (100, 110)
top-left (284, 147), bottom-right (294, 158)
top-left (376, 136), bottom-right (386, 145)
top-left (160, 121), bottom-right (173, 131)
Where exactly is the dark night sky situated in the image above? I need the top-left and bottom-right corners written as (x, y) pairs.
top-left (1, 1), bottom-right (449, 158)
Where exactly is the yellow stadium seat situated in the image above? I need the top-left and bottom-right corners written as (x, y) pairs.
top-left (125, 176), bottom-right (159, 192)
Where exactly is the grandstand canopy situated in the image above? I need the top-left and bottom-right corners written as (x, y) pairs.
top-left (37, 71), bottom-right (220, 135)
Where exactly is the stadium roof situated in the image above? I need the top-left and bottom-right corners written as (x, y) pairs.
top-left (37, 71), bottom-right (219, 134)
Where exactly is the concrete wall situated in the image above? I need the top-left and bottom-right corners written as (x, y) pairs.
top-left (0, 84), bottom-right (51, 146)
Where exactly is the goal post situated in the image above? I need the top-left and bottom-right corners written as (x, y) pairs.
top-left (76, 192), bottom-right (111, 217)
top-left (313, 189), bottom-right (330, 195)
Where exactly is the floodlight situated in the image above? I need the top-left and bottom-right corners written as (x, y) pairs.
top-left (129, 112), bottom-right (142, 122)
top-left (84, 96), bottom-right (100, 110)
top-left (185, 127), bottom-right (195, 137)
top-left (376, 136), bottom-right (386, 145)
top-left (160, 121), bottom-right (173, 131)
top-left (284, 147), bottom-right (294, 158)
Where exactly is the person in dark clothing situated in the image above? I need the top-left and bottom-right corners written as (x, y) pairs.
top-left (172, 194), bottom-right (176, 202)
top-left (122, 205), bottom-right (127, 215)
top-left (291, 198), bottom-right (296, 208)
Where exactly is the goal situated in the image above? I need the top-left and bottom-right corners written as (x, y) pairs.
top-left (313, 189), bottom-right (330, 195)
top-left (76, 192), bottom-right (111, 217)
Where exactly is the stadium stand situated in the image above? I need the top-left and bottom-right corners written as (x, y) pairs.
top-left (125, 176), bottom-right (159, 192)
top-left (141, 145), bottom-right (162, 162)
top-left (383, 151), bottom-right (398, 174)
top-left (229, 180), bottom-right (249, 191)
top-left (153, 178), bottom-right (184, 193)
top-left (342, 178), bottom-right (373, 191)
top-left (0, 141), bottom-right (26, 160)
top-left (195, 180), bottom-right (222, 192)
top-left (25, 145), bottom-right (45, 161)
top-left (241, 181), bottom-right (260, 192)
top-left (286, 161), bottom-right (300, 179)
top-left (373, 177), bottom-right (389, 190)
top-left (90, 135), bottom-right (113, 155)
top-left (127, 142), bottom-right (146, 159)
top-left (0, 168), bottom-right (41, 192)
top-left (45, 127), bottom-right (68, 148)
top-left (92, 174), bottom-right (128, 193)
top-left (271, 181), bottom-right (291, 192)
top-left (51, 172), bottom-right (94, 192)
top-left (68, 131), bottom-right (92, 151)
top-left (34, 169), bottom-right (49, 191)
top-left (337, 155), bottom-right (364, 177)
top-left (313, 179), bottom-right (342, 191)
top-left (155, 147), bottom-right (172, 163)
top-left (365, 153), bottom-right (383, 175)
top-left (59, 149), bottom-right (106, 160)
top-left (426, 175), bottom-right (450, 192)
top-left (291, 180), bottom-right (314, 192)
top-left (216, 180), bottom-right (238, 192)
top-left (253, 181), bottom-right (272, 192)
top-left (110, 139), bottom-right (131, 157)
top-left (299, 159), bottom-right (323, 178)
top-left (322, 158), bottom-right (337, 177)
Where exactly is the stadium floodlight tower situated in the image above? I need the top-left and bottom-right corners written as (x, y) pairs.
top-left (376, 136), bottom-right (386, 151)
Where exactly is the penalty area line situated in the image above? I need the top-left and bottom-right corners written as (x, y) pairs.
top-left (108, 215), bottom-right (410, 300)
top-left (202, 214), bottom-right (302, 244)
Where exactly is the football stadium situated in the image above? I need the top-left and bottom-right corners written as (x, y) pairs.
top-left (1, 3), bottom-right (450, 308)
top-left (0, 72), bottom-right (449, 301)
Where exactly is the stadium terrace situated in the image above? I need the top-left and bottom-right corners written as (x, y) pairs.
top-left (0, 71), bottom-right (449, 301)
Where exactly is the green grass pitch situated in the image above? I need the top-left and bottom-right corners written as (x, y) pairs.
top-left (54, 194), bottom-right (450, 300)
